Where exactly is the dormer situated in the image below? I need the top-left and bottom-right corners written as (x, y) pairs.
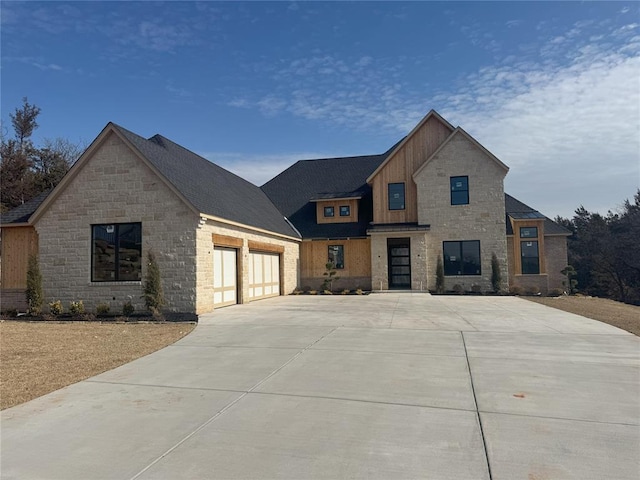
top-left (311, 192), bottom-right (362, 224)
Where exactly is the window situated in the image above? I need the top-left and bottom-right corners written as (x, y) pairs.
top-left (328, 245), bottom-right (344, 269)
top-left (521, 241), bottom-right (540, 274)
top-left (520, 227), bottom-right (538, 238)
top-left (324, 206), bottom-right (334, 217)
top-left (92, 223), bottom-right (142, 282)
top-left (388, 183), bottom-right (405, 210)
top-left (339, 205), bottom-right (350, 217)
top-left (450, 176), bottom-right (469, 205)
top-left (443, 240), bottom-right (481, 276)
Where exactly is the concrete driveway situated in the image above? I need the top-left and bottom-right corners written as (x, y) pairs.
top-left (2, 294), bottom-right (639, 479)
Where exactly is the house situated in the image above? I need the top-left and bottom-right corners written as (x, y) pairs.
top-left (0, 110), bottom-right (570, 314)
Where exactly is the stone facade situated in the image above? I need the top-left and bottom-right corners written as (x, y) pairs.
top-left (35, 132), bottom-right (200, 313)
top-left (414, 132), bottom-right (509, 292)
top-left (195, 219), bottom-right (299, 314)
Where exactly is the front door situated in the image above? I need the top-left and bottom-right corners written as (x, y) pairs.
top-left (388, 239), bottom-right (411, 289)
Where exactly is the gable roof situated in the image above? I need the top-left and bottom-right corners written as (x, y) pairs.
top-left (366, 109), bottom-right (454, 183)
top-left (505, 194), bottom-right (571, 235)
top-left (0, 190), bottom-right (51, 226)
top-left (32, 123), bottom-right (299, 239)
top-left (413, 127), bottom-right (509, 179)
top-left (262, 152), bottom-right (389, 238)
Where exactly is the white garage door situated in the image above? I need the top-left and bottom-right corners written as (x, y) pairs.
top-left (213, 247), bottom-right (237, 307)
top-left (249, 252), bottom-right (280, 301)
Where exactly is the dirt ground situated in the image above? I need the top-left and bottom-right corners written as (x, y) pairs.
top-left (526, 296), bottom-right (640, 336)
top-left (0, 321), bottom-right (195, 410)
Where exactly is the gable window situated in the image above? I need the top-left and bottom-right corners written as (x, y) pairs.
top-left (324, 206), bottom-right (335, 217)
top-left (339, 205), bottom-right (350, 217)
top-left (521, 240), bottom-right (540, 274)
top-left (443, 240), bottom-right (481, 276)
top-left (388, 183), bottom-right (405, 210)
top-left (450, 176), bottom-right (469, 205)
top-left (92, 223), bottom-right (142, 282)
top-left (328, 245), bottom-right (344, 269)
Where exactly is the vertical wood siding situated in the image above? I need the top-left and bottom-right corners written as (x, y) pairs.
top-left (1, 227), bottom-right (39, 289)
top-left (300, 238), bottom-right (371, 278)
top-left (371, 116), bottom-right (452, 224)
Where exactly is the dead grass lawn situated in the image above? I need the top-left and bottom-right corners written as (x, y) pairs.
top-left (0, 321), bottom-right (195, 410)
top-left (525, 296), bottom-right (640, 336)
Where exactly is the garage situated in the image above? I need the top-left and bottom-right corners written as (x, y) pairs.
top-left (249, 251), bottom-right (280, 301)
top-left (213, 247), bottom-right (237, 307)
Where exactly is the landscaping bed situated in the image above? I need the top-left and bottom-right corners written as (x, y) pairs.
top-left (525, 295), bottom-right (640, 336)
top-left (0, 321), bottom-right (195, 410)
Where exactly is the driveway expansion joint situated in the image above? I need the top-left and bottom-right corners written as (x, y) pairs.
top-left (461, 331), bottom-right (494, 480)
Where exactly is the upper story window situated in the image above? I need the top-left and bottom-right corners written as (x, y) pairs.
top-left (92, 223), bottom-right (142, 282)
top-left (450, 176), bottom-right (469, 205)
top-left (324, 206), bottom-right (335, 217)
top-left (339, 205), bottom-right (350, 217)
top-left (388, 183), bottom-right (405, 210)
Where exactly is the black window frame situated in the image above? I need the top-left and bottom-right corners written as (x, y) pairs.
top-left (91, 222), bottom-right (142, 282)
top-left (450, 176), bottom-right (469, 205)
top-left (521, 240), bottom-right (540, 274)
top-left (339, 205), bottom-right (350, 217)
top-left (443, 240), bottom-right (481, 276)
top-left (520, 226), bottom-right (538, 238)
top-left (328, 245), bottom-right (344, 269)
top-left (323, 206), bottom-right (335, 217)
top-left (388, 183), bottom-right (405, 211)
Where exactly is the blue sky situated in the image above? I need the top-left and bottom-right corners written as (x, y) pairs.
top-left (2, 1), bottom-right (639, 218)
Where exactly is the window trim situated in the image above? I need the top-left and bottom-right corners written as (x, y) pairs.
top-left (388, 182), bottom-right (405, 211)
top-left (339, 205), bottom-right (350, 217)
top-left (323, 206), bottom-right (335, 217)
top-left (442, 240), bottom-right (481, 276)
top-left (328, 244), bottom-right (345, 269)
top-left (91, 222), bottom-right (142, 282)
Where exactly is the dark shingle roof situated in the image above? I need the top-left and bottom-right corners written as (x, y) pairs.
top-left (505, 193), bottom-right (571, 235)
top-left (0, 190), bottom-right (51, 225)
top-left (112, 124), bottom-right (298, 238)
top-left (261, 153), bottom-right (389, 238)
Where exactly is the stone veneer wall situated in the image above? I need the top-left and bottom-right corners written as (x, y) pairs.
top-left (414, 133), bottom-right (508, 292)
top-left (35, 132), bottom-right (200, 313)
top-left (370, 232), bottom-right (428, 291)
top-left (195, 220), bottom-right (300, 314)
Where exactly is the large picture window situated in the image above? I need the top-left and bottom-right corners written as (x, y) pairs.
top-left (443, 240), bottom-right (481, 276)
top-left (388, 183), bottom-right (405, 210)
top-left (92, 223), bottom-right (142, 282)
top-left (521, 241), bottom-right (540, 274)
top-left (328, 245), bottom-right (344, 269)
top-left (450, 176), bottom-right (469, 205)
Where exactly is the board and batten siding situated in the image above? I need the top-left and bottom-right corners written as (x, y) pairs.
top-left (0, 226), bottom-right (39, 310)
top-left (300, 238), bottom-right (371, 290)
top-left (370, 115), bottom-right (452, 225)
top-left (315, 199), bottom-right (359, 224)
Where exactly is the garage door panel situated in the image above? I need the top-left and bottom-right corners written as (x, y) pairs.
top-left (249, 252), bottom-right (280, 301)
top-left (214, 247), bottom-right (237, 308)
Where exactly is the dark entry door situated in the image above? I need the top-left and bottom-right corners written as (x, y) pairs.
top-left (388, 239), bottom-right (411, 289)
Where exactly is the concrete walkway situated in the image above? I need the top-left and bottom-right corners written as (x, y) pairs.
top-left (2, 294), bottom-right (639, 479)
